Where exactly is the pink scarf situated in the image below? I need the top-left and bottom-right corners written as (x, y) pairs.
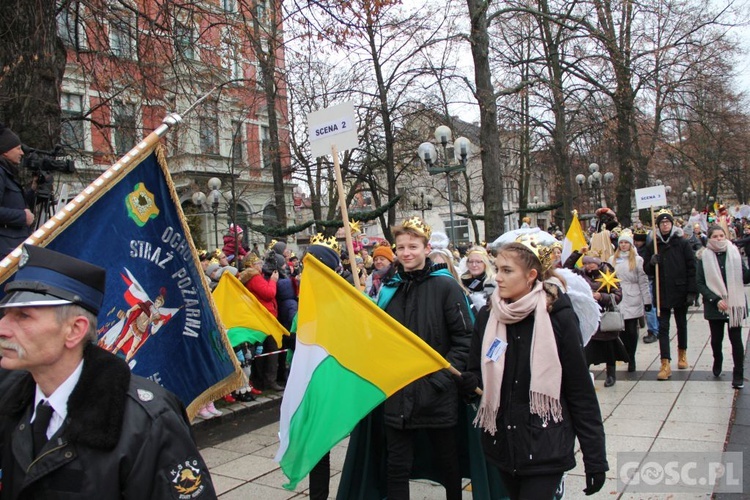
top-left (704, 239), bottom-right (746, 327)
top-left (474, 282), bottom-right (563, 435)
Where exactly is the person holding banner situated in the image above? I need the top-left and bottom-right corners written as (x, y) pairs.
top-left (0, 245), bottom-right (215, 499)
top-left (643, 209), bottom-right (697, 380)
top-left (696, 225), bottom-right (750, 389)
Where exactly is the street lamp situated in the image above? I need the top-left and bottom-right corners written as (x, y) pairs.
top-left (416, 126), bottom-right (470, 243)
top-left (192, 177), bottom-right (223, 249)
top-left (586, 163), bottom-right (613, 208)
top-left (410, 189), bottom-right (433, 220)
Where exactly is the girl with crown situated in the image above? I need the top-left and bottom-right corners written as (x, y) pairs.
top-left (456, 241), bottom-right (608, 499)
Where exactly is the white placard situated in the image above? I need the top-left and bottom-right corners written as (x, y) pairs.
top-left (308, 101), bottom-right (359, 158)
top-left (635, 185), bottom-right (668, 210)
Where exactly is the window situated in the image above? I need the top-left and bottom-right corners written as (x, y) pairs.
top-left (444, 218), bottom-right (470, 244)
top-left (223, 0), bottom-right (238, 12)
top-left (260, 125), bottom-right (271, 168)
top-left (199, 102), bottom-right (219, 155)
top-left (174, 21), bottom-right (195, 60)
top-left (231, 120), bottom-right (244, 168)
top-left (110, 13), bottom-right (136, 59)
top-left (113, 102), bottom-right (137, 155)
top-left (61, 93), bottom-right (85, 150)
top-left (255, 0), bottom-right (268, 22)
top-left (57, 4), bottom-right (87, 48)
top-left (221, 30), bottom-right (243, 80)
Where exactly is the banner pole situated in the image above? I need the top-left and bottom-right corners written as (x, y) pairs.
top-left (0, 113), bottom-right (183, 283)
top-left (651, 206), bottom-right (661, 316)
top-left (331, 144), bottom-right (361, 289)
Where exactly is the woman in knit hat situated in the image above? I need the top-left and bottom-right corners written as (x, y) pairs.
top-left (365, 242), bottom-right (395, 299)
top-left (609, 229), bottom-right (651, 373)
top-left (0, 124), bottom-right (34, 257)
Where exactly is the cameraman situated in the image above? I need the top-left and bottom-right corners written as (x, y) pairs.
top-left (0, 124), bottom-right (34, 257)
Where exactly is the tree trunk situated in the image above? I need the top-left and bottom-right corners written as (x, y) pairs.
top-left (466, 0), bottom-right (505, 240)
top-left (0, 0), bottom-right (66, 149)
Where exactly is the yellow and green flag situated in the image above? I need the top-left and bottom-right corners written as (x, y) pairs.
top-left (212, 272), bottom-right (288, 347)
top-left (275, 254), bottom-right (449, 490)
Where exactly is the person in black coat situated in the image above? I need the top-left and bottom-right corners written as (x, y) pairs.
top-left (456, 242), bottom-right (608, 499)
top-left (642, 209), bottom-right (697, 380)
top-left (0, 245), bottom-right (215, 499)
top-left (696, 225), bottom-right (750, 389)
top-left (377, 217), bottom-right (473, 500)
top-left (0, 124), bottom-right (34, 257)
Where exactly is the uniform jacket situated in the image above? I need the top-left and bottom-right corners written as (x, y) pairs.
top-left (609, 253), bottom-right (651, 320)
top-left (377, 261), bottom-right (473, 429)
top-left (0, 345), bottom-right (216, 500)
top-left (0, 158), bottom-right (31, 257)
top-left (643, 227), bottom-right (697, 308)
top-left (467, 290), bottom-right (608, 476)
top-left (696, 249), bottom-right (750, 321)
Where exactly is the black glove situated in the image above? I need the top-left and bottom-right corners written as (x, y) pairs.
top-left (644, 304), bottom-right (652, 312)
top-left (452, 371), bottom-right (480, 396)
top-left (650, 254), bottom-right (661, 266)
top-left (584, 471), bottom-right (606, 495)
top-left (686, 293), bottom-right (697, 305)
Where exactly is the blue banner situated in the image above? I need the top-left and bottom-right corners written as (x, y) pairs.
top-left (44, 148), bottom-right (242, 417)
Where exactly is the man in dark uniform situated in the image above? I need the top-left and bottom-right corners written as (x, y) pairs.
top-left (0, 124), bottom-right (34, 257)
top-left (0, 245), bottom-right (216, 499)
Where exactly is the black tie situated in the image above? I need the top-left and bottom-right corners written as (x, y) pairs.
top-left (32, 401), bottom-right (54, 456)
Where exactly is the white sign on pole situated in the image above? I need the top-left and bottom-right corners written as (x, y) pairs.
top-left (635, 185), bottom-right (668, 210)
top-left (308, 101), bottom-right (359, 158)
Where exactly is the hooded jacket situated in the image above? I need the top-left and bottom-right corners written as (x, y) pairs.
top-left (377, 260), bottom-right (473, 429)
top-left (643, 226), bottom-right (696, 308)
top-left (0, 345), bottom-right (215, 500)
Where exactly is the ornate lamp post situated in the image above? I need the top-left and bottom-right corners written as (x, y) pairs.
top-left (410, 189), bottom-right (433, 220)
top-left (417, 127), bottom-right (471, 243)
top-left (192, 177), bottom-right (223, 249)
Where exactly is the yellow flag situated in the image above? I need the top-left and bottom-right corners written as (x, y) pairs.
top-left (213, 272), bottom-right (288, 346)
top-left (562, 210), bottom-right (588, 265)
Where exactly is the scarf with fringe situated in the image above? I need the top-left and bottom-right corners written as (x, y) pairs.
top-left (473, 282), bottom-right (562, 435)
top-left (704, 239), bottom-right (746, 327)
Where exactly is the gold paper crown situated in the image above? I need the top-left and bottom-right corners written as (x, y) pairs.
top-left (633, 228), bottom-right (647, 235)
top-left (267, 239), bottom-right (278, 251)
top-left (402, 216), bottom-right (432, 240)
top-left (549, 240), bottom-right (563, 251)
top-left (514, 234), bottom-right (553, 272)
top-left (309, 233), bottom-right (341, 254)
top-left (656, 208), bottom-right (673, 218)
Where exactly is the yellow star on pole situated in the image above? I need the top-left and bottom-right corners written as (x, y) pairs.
top-left (349, 220), bottom-right (362, 234)
top-left (596, 268), bottom-right (621, 293)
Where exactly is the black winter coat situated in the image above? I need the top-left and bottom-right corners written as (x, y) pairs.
top-left (466, 291), bottom-right (609, 476)
top-left (0, 158), bottom-right (31, 257)
top-left (696, 250), bottom-right (750, 321)
top-left (379, 261), bottom-right (473, 429)
top-left (0, 346), bottom-right (216, 500)
top-left (643, 228), bottom-right (696, 308)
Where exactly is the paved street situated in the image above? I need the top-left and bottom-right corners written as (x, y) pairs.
top-left (194, 303), bottom-right (750, 499)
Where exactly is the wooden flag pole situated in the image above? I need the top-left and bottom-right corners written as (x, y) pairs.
top-left (331, 144), bottom-right (361, 290)
top-left (0, 113), bottom-right (183, 283)
top-left (651, 206), bottom-right (661, 316)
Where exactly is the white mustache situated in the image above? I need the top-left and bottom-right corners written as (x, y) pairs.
top-left (0, 339), bottom-right (25, 359)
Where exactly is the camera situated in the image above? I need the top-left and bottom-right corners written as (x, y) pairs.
top-left (262, 249), bottom-right (279, 278)
top-left (21, 145), bottom-right (76, 202)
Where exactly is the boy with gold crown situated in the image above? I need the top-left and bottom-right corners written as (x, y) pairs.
top-left (375, 216), bottom-right (473, 500)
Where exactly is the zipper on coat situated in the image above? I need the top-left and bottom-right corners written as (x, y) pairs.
top-left (26, 442), bottom-right (68, 472)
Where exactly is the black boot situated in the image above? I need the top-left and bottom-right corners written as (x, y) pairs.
top-left (604, 365), bottom-right (616, 387)
top-left (622, 329), bottom-right (637, 373)
top-left (713, 355), bottom-right (723, 377)
top-left (733, 367), bottom-right (744, 389)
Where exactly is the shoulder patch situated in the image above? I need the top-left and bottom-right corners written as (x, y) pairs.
top-left (168, 459), bottom-right (207, 498)
top-left (137, 389), bottom-right (154, 402)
